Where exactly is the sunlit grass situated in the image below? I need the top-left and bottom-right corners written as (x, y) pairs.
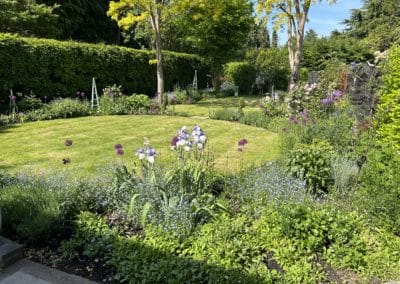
top-left (0, 115), bottom-right (279, 175)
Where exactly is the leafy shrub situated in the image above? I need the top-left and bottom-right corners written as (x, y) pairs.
top-left (287, 140), bottom-right (334, 195)
top-left (0, 183), bottom-right (61, 243)
top-left (225, 163), bottom-right (306, 212)
top-left (17, 94), bottom-right (43, 111)
top-left (239, 111), bottom-right (270, 128)
top-left (378, 45), bottom-right (400, 149)
top-left (61, 211), bottom-right (118, 259)
top-left (245, 48), bottom-right (290, 91)
top-left (331, 156), bottom-right (359, 193)
top-left (209, 108), bottom-right (240, 121)
top-left (356, 144), bottom-right (400, 233)
top-left (45, 98), bottom-right (91, 118)
top-left (224, 62), bottom-right (256, 94)
top-left (0, 33), bottom-right (209, 102)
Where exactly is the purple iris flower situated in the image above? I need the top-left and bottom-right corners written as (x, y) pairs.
top-left (146, 147), bottom-right (156, 157)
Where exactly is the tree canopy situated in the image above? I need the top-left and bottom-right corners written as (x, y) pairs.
top-left (0, 0), bottom-right (59, 37)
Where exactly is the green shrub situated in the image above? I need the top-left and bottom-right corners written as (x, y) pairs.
top-left (61, 211), bottom-right (118, 259)
top-left (356, 144), bottom-right (400, 233)
top-left (287, 140), bottom-right (334, 195)
top-left (239, 111), bottom-right (270, 128)
top-left (46, 98), bottom-right (91, 118)
top-left (378, 45), bottom-right (400, 149)
top-left (17, 94), bottom-right (43, 111)
top-left (224, 62), bottom-right (256, 94)
top-left (245, 48), bottom-right (290, 91)
top-left (0, 33), bottom-right (209, 102)
top-left (209, 108), bottom-right (240, 121)
top-left (0, 184), bottom-right (61, 243)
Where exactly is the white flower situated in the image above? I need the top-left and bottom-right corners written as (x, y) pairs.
top-left (197, 143), bottom-right (203, 149)
top-left (138, 153), bottom-right (145, 160)
top-left (199, 135), bottom-right (207, 142)
top-left (147, 156), bottom-right (155, 164)
top-left (184, 145), bottom-right (191, 152)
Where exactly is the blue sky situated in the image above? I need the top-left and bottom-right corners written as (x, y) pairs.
top-left (274, 0), bottom-right (364, 44)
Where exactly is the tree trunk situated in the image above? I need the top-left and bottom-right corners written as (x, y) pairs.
top-left (151, 6), bottom-right (164, 104)
top-left (288, 4), bottom-right (308, 91)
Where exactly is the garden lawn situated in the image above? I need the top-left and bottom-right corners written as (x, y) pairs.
top-left (0, 116), bottom-right (279, 174)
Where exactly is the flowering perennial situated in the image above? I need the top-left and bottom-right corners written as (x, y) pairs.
top-left (321, 90), bottom-right (343, 105)
top-left (171, 125), bottom-right (207, 151)
top-left (136, 146), bottom-right (157, 164)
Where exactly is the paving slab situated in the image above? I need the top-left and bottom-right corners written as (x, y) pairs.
top-left (0, 237), bottom-right (24, 268)
top-left (0, 259), bottom-right (97, 284)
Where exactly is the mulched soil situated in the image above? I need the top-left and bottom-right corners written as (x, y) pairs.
top-left (23, 226), bottom-right (117, 284)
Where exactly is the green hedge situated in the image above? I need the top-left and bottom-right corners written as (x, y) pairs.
top-left (0, 33), bottom-right (209, 102)
top-left (224, 61), bottom-right (256, 94)
top-left (378, 45), bottom-right (400, 148)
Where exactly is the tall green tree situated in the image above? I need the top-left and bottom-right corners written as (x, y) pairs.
top-left (271, 30), bottom-right (278, 47)
top-left (38, 0), bottom-right (120, 44)
top-left (108, 0), bottom-right (173, 103)
top-left (174, 0), bottom-right (253, 89)
top-left (0, 0), bottom-right (59, 37)
top-left (257, 0), bottom-right (336, 89)
top-left (248, 19), bottom-right (271, 49)
top-left (344, 0), bottom-right (400, 50)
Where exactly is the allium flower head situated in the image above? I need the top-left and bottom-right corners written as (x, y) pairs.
top-left (114, 144), bottom-right (123, 150)
top-left (115, 148), bottom-right (124, 156)
top-left (64, 139), bottom-right (73, 147)
top-left (238, 139), bottom-right (248, 146)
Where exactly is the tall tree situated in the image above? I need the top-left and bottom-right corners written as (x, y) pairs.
top-left (38, 0), bottom-right (120, 44)
top-left (257, 0), bottom-right (335, 89)
top-left (0, 0), bottom-right (59, 37)
top-left (248, 19), bottom-right (271, 49)
top-left (173, 0), bottom-right (253, 90)
top-left (344, 0), bottom-right (400, 50)
top-left (108, 0), bottom-right (171, 103)
top-left (271, 30), bottom-right (278, 47)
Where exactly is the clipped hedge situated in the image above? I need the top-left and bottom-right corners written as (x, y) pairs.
top-left (378, 45), bottom-right (400, 148)
top-left (0, 33), bottom-right (209, 102)
top-left (224, 61), bottom-right (256, 94)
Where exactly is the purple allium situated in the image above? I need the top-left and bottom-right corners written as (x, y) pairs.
top-left (62, 158), bottom-right (71, 164)
top-left (332, 90), bottom-right (342, 98)
top-left (114, 144), bottom-right (123, 150)
top-left (171, 136), bottom-right (179, 146)
top-left (238, 139), bottom-right (248, 146)
top-left (9, 95), bottom-right (16, 103)
top-left (64, 139), bottom-right (73, 147)
top-left (76, 91), bottom-right (80, 97)
top-left (115, 148), bottom-right (124, 156)
top-left (289, 115), bottom-right (299, 124)
top-left (81, 92), bottom-right (85, 97)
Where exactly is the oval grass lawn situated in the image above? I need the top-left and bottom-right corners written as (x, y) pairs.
top-left (0, 116), bottom-right (279, 174)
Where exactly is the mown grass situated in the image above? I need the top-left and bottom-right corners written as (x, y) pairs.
top-left (0, 115), bottom-right (279, 174)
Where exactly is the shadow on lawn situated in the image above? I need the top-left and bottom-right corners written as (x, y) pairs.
top-left (111, 236), bottom-right (269, 284)
top-left (0, 123), bottom-right (19, 134)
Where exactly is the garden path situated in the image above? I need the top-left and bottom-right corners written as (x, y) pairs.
top-left (0, 259), bottom-right (96, 284)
